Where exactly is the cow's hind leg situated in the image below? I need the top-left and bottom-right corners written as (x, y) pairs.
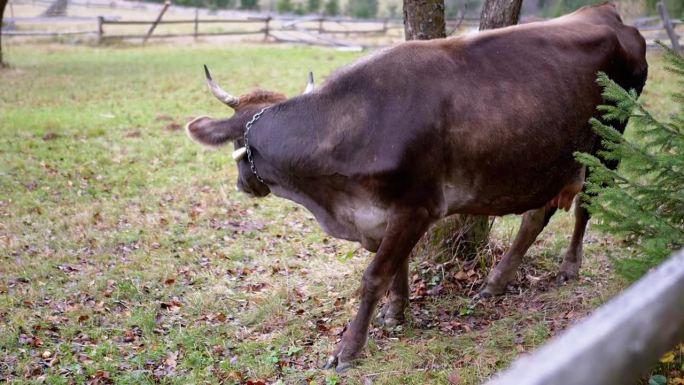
top-left (376, 256), bottom-right (409, 327)
top-left (480, 205), bottom-right (557, 297)
top-left (557, 195), bottom-right (589, 283)
top-left (325, 207), bottom-right (432, 372)
top-left (555, 73), bottom-right (641, 283)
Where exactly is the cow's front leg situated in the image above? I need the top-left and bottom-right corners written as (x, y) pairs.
top-left (480, 205), bottom-right (556, 297)
top-left (325, 207), bottom-right (432, 372)
top-left (376, 256), bottom-right (409, 327)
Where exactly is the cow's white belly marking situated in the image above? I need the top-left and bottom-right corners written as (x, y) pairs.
top-left (335, 199), bottom-right (388, 242)
top-left (442, 182), bottom-right (475, 214)
top-left (352, 204), bottom-right (388, 239)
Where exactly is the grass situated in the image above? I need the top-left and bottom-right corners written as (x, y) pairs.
top-left (0, 42), bottom-right (679, 384)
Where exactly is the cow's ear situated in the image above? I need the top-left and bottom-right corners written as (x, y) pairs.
top-left (186, 116), bottom-right (242, 147)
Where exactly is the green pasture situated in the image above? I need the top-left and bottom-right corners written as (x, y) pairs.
top-left (0, 43), bottom-right (678, 384)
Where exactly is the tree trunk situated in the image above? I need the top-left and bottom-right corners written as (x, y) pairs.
top-left (1, 0), bottom-right (7, 67)
top-left (41, 0), bottom-right (68, 17)
top-left (404, 0), bottom-right (523, 264)
top-left (403, 0), bottom-right (490, 264)
top-left (403, 0), bottom-right (445, 40)
top-left (479, 0), bottom-right (522, 30)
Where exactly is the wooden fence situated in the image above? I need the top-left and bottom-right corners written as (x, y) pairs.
top-left (97, 15), bottom-right (269, 41)
top-left (2, 0), bottom-right (681, 52)
top-left (633, 1), bottom-right (682, 54)
top-left (94, 15), bottom-right (404, 44)
top-left (484, 247), bottom-right (684, 385)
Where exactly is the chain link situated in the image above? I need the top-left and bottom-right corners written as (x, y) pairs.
top-left (244, 106), bottom-right (270, 184)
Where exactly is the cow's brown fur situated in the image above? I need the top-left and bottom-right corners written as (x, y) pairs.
top-left (186, 3), bottom-right (647, 371)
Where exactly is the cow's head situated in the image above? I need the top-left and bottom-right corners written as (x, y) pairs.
top-left (186, 66), bottom-right (314, 197)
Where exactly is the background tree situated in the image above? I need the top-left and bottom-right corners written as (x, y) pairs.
top-left (307, 0), bottom-right (321, 13)
top-left (479, 0), bottom-right (522, 29)
top-left (647, 0), bottom-right (684, 18)
top-left (403, 0), bottom-right (445, 40)
top-left (276, 0), bottom-right (293, 13)
top-left (404, 0), bottom-right (522, 266)
top-left (576, 45), bottom-right (683, 281)
top-left (41, 0), bottom-right (68, 16)
top-left (324, 0), bottom-right (339, 16)
top-left (348, 0), bottom-right (378, 18)
top-left (1, 0), bottom-right (7, 67)
top-left (239, 0), bottom-right (258, 10)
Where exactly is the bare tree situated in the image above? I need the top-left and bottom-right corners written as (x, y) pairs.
top-left (403, 0), bottom-right (446, 40)
top-left (479, 0), bottom-right (523, 30)
top-left (41, 0), bottom-right (69, 17)
top-left (403, 0), bottom-right (523, 266)
top-left (1, 0), bottom-right (7, 67)
top-left (403, 0), bottom-right (491, 265)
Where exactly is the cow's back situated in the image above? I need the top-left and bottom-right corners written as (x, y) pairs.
top-left (257, 3), bottom-right (647, 219)
top-left (412, 3), bottom-right (647, 214)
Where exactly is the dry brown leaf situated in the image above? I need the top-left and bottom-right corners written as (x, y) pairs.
top-left (447, 371), bottom-right (460, 385)
top-left (455, 270), bottom-right (469, 281)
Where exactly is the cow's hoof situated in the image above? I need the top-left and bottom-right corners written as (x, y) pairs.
top-left (323, 336), bottom-right (364, 373)
top-left (323, 355), bottom-right (353, 373)
top-left (557, 260), bottom-right (581, 284)
top-left (375, 303), bottom-right (406, 328)
top-left (556, 269), bottom-right (579, 284)
top-left (478, 282), bottom-right (505, 299)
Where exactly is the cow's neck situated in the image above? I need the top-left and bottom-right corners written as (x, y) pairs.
top-left (247, 94), bottom-right (387, 251)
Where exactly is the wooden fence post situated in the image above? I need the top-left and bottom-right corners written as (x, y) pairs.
top-left (318, 17), bottom-right (324, 33)
top-left (657, 0), bottom-right (681, 54)
top-left (193, 7), bottom-right (198, 40)
top-left (97, 16), bottom-right (104, 44)
top-left (143, 0), bottom-right (170, 44)
top-left (263, 16), bottom-right (271, 41)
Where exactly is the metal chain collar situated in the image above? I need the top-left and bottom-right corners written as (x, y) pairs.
top-left (244, 106), bottom-right (270, 184)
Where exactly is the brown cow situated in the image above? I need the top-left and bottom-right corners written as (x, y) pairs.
top-left (186, 3), bottom-right (647, 372)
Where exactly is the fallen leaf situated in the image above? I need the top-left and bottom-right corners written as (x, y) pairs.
top-left (246, 380), bottom-right (267, 385)
top-left (155, 114), bottom-right (173, 121)
top-left (660, 351), bottom-right (675, 363)
top-left (455, 271), bottom-right (469, 281)
top-left (42, 132), bottom-right (60, 141)
top-left (165, 351), bottom-right (178, 369)
top-left (447, 371), bottom-right (460, 385)
top-left (165, 123), bottom-right (182, 131)
top-left (227, 371), bottom-right (243, 382)
top-left (32, 337), bottom-right (44, 348)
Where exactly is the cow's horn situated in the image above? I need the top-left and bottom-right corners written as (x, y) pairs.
top-left (303, 71), bottom-right (314, 94)
top-left (204, 65), bottom-right (240, 108)
top-left (232, 146), bottom-right (247, 161)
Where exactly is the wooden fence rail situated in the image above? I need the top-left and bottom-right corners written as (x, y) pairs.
top-left (96, 15), bottom-right (273, 41)
top-left (484, 247), bottom-right (684, 385)
top-left (91, 15), bottom-right (400, 43)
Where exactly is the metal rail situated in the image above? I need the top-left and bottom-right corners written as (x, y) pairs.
top-left (485, 248), bottom-right (684, 385)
